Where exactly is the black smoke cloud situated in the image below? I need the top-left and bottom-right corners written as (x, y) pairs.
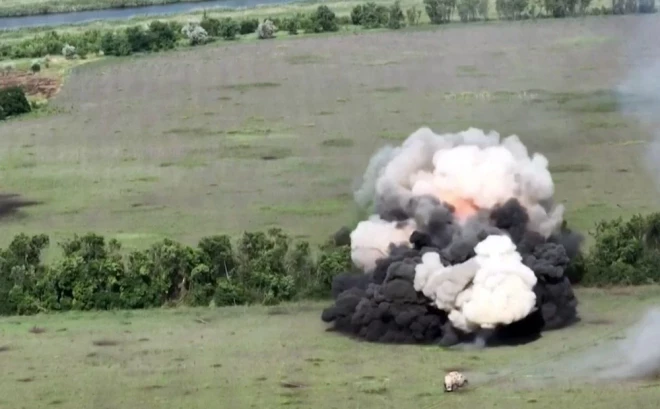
top-left (321, 197), bottom-right (582, 346)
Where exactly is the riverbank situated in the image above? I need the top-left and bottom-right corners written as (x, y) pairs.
top-left (0, 0), bottom-right (225, 18)
top-left (0, 0), bottom-right (305, 29)
top-left (0, 0), bottom-right (402, 40)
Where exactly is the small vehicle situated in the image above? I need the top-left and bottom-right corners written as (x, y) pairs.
top-left (444, 371), bottom-right (468, 392)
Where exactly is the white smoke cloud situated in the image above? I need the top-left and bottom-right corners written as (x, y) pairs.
top-left (414, 235), bottom-right (537, 332)
top-left (350, 126), bottom-right (565, 275)
top-left (461, 235), bottom-right (538, 329)
top-left (350, 215), bottom-right (416, 273)
top-left (414, 252), bottom-right (478, 311)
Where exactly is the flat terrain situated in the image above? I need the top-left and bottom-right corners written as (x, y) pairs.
top-left (2, 15), bottom-right (660, 252)
top-left (1, 286), bottom-right (659, 409)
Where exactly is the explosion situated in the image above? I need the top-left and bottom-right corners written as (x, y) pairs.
top-left (321, 127), bottom-right (582, 346)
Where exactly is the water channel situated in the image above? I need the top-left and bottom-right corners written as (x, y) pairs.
top-left (0, 0), bottom-right (295, 30)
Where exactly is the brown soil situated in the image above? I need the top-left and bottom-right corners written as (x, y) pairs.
top-left (0, 72), bottom-right (60, 98)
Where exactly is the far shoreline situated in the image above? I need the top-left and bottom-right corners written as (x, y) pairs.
top-left (0, 0), bottom-right (223, 18)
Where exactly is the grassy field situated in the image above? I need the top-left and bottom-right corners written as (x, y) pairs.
top-left (0, 286), bottom-right (658, 409)
top-left (2, 15), bottom-right (660, 254)
top-left (0, 0), bottom-right (218, 18)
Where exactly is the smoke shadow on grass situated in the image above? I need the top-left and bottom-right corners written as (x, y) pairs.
top-left (0, 193), bottom-right (42, 220)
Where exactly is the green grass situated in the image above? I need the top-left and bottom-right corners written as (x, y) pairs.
top-left (1, 16), bottom-right (657, 255)
top-left (1, 286), bottom-right (659, 409)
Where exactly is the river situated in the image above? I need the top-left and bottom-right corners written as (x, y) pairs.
top-left (0, 0), bottom-right (296, 30)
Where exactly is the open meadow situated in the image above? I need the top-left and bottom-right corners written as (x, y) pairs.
top-left (1, 286), bottom-right (659, 409)
top-left (2, 15), bottom-right (660, 251)
top-left (2, 12), bottom-right (660, 409)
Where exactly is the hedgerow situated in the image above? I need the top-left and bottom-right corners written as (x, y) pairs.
top-left (2, 209), bottom-right (659, 315)
top-left (0, 228), bottom-right (351, 315)
top-left (0, 0), bottom-right (656, 62)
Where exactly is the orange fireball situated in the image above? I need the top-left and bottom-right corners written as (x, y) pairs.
top-left (442, 193), bottom-right (479, 221)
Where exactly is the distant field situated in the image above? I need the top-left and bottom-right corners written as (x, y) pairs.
top-left (1, 286), bottom-right (659, 409)
top-left (1, 15), bottom-right (660, 253)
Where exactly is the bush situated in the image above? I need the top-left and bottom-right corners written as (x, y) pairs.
top-left (388, 1), bottom-right (406, 28)
top-left (0, 229), bottom-right (353, 315)
top-left (356, 2), bottom-right (390, 28)
top-left (0, 234), bottom-right (50, 315)
top-left (100, 32), bottom-right (132, 56)
top-left (283, 16), bottom-right (301, 35)
top-left (62, 43), bottom-right (76, 59)
top-left (0, 86), bottom-right (31, 117)
top-left (309, 5), bottom-right (339, 32)
top-left (624, 0), bottom-right (638, 13)
top-left (219, 18), bottom-right (241, 40)
top-left (638, 0), bottom-right (656, 12)
top-left (182, 22), bottom-right (209, 45)
top-left (457, 0), bottom-right (481, 21)
top-left (239, 18), bottom-right (260, 35)
top-left (125, 26), bottom-right (151, 52)
top-left (478, 0), bottom-right (490, 18)
top-left (582, 213), bottom-right (660, 286)
top-left (424, 0), bottom-right (456, 23)
top-left (200, 15), bottom-right (222, 36)
top-left (406, 6), bottom-right (423, 24)
top-left (147, 20), bottom-right (179, 51)
top-left (30, 60), bottom-right (41, 73)
top-left (543, 0), bottom-right (578, 17)
top-left (351, 4), bottom-right (366, 24)
top-left (257, 19), bottom-right (277, 39)
top-left (496, 0), bottom-right (529, 19)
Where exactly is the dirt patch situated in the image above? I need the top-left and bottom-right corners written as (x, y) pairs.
top-left (16, 377), bottom-right (34, 383)
top-left (92, 339), bottom-right (120, 347)
top-left (280, 381), bottom-right (307, 389)
top-left (0, 72), bottom-right (60, 99)
top-left (0, 345), bottom-right (10, 353)
top-left (29, 326), bottom-right (46, 334)
top-left (585, 318), bottom-right (613, 326)
top-left (141, 385), bottom-right (164, 391)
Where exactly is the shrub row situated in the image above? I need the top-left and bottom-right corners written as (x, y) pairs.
top-left (0, 86), bottom-right (31, 120)
top-left (0, 228), bottom-right (352, 315)
top-left (1, 0), bottom-right (657, 62)
top-left (2, 210), bottom-right (659, 315)
top-left (0, 6), bottom-right (341, 61)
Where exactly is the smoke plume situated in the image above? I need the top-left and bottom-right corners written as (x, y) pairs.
top-left (322, 127), bottom-right (582, 346)
top-left (592, 307), bottom-right (660, 381)
top-left (507, 306), bottom-right (660, 390)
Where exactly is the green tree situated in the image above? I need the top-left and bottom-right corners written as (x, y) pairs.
top-left (388, 1), bottom-right (406, 28)
top-left (424, 0), bottom-right (456, 23)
